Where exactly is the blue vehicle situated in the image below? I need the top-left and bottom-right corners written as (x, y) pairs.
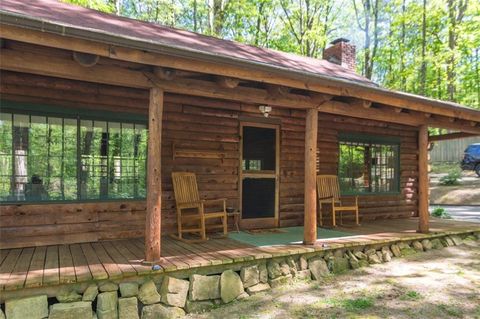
top-left (461, 143), bottom-right (480, 177)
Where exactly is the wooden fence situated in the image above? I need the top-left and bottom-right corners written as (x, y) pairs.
top-left (430, 136), bottom-right (480, 163)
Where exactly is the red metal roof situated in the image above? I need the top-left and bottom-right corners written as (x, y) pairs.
top-left (0, 0), bottom-right (374, 86)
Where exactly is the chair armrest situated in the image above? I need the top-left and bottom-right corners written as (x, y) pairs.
top-left (202, 198), bottom-right (227, 205)
top-left (177, 202), bottom-right (202, 209)
top-left (318, 196), bottom-right (334, 200)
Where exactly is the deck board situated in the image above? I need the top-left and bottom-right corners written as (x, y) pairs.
top-left (4, 247), bottom-right (34, 291)
top-left (59, 245), bottom-right (76, 284)
top-left (25, 246), bottom-right (46, 288)
top-left (0, 217), bottom-right (478, 292)
top-left (43, 246), bottom-right (60, 286)
top-left (70, 243), bottom-right (92, 282)
top-left (80, 243), bottom-right (108, 280)
top-left (0, 249), bottom-right (22, 291)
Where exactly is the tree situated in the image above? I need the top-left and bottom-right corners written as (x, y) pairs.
top-left (353, 0), bottom-right (381, 79)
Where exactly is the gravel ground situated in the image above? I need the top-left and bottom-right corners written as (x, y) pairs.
top-left (188, 240), bottom-right (480, 319)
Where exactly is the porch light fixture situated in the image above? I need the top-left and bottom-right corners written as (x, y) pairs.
top-left (259, 105), bottom-right (272, 117)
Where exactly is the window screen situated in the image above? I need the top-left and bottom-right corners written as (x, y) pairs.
top-left (0, 111), bottom-right (147, 202)
top-left (338, 137), bottom-right (400, 194)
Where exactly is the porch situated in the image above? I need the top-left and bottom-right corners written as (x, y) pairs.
top-left (1, 217), bottom-right (478, 300)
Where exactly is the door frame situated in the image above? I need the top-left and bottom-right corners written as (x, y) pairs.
top-left (239, 121), bottom-right (280, 229)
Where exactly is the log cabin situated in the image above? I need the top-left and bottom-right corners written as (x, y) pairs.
top-left (0, 0), bottom-right (479, 308)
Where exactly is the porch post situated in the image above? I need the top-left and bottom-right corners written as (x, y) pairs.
top-left (418, 124), bottom-right (429, 233)
top-left (145, 87), bottom-right (164, 262)
top-left (304, 108), bottom-right (318, 245)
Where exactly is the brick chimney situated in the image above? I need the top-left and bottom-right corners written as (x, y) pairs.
top-left (323, 38), bottom-right (356, 72)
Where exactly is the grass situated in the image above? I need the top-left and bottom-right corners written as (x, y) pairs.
top-left (430, 162), bottom-right (459, 174)
top-left (437, 303), bottom-right (464, 318)
top-left (400, 290), bottom-right (422, 301)
top-left (342, 297), bottom-right (375, 311)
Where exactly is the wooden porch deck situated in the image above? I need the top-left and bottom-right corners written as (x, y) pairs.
top-left (1, 217), bottom-right (479, 294)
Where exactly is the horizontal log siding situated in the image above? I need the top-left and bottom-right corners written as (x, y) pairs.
top-left (316, 113), bottom-right (418, 226)
top-left (0, 72), bottom-right (418, 249)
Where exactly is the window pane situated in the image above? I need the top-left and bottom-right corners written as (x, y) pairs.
top-left (0, 113), bottom-right (13, 201)
top-left (1, 109), bottom-right (146, 203)
top-left (339, 138), bottom-right (399, 194)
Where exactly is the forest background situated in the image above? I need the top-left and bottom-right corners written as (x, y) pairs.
top-left (66, 0), bottom-right (479, 109)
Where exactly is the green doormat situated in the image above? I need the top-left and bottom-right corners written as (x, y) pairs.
top-left (229, 226), bottom-right (352, 247)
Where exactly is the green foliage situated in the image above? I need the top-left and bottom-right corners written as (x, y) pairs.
top-left (430, 207), bottom-right (451, 219)
top-left (341, 297), bottom-right (374, 311)
top-left (439, 170), bottom-right (461, 186)
top-left (437, 303), bottom-right (464, 318)
top-left (400, 290), bottom-right (422, 301)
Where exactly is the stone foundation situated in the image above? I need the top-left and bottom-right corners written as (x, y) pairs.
top-left (2, 231), bottom-right (479, 318)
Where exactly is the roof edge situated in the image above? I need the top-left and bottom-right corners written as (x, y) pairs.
top-left (0, 9), bottom-right (479, 121)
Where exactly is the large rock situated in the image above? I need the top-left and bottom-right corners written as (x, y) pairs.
top-left (5, 295), bottom-right (48, 319)
top-left (280, 262), bottom-right (290, 276)
top-left (431, 238), bottom-right (444, 249)
top-left (189, 274), bottom-right (220, 301)
top-left (450, 235), bottom-right (463, 246)
top-left (412, 241), bottom-right (424, 252)
top-left (421, 239), bottom-right (432, 251)
top-left (353, 251), bottom-right (367, 260)
top-left (57, 289), bottom-right (83, 303)
top-left (382, 251), bottom-right (392, 262)
top-left (368, 253), bottom-right (382, 264)
top-left (83, 284), bottom-right (99, 301)
top-left (286, 257), bottom-right (297, 273)
top-left (138, 280), bottom-right (161, 305)
top-left (365, 248), bottom-right (377, 256)
top-left (259, 264), bottom-right (268, 283)
top-left (184, 300), bottom-right (215, 314)
top-left (309, 257), bottom-right (330, 280)
top-left (240, 265), bottom-right (259, 288)
top-left (295, 269), bottom-right (312, 280)
top-left (119, 282), bottom-right (139, 298)
top-left (267, 260), bottom-right (282, 279)
top-left (390, 244), bottom-right (401, 257)
top-left (99, 281), bottom-right (119, 292)
top-left (246, 283), bottom-right (271, 295)
top-left (160, 276), bottom-right (189, 308)
top-left (299, 256), bottom-right (308, 270)
top-left (118, 297), bottom-right (139, 319)
top-left (441, 237), bottom-right (454, 247)
top-left (220, 270), bottom-right (244, 303)
top-left (49, 301), bottom-right (93, 319)
top-left (141, 304), bottom-right (185, 319)
top-left (97, 291), bottom-right (118, 319)
top-left (331, 257), bottom-right (349, 274)
top-left (269, 274), bottom-right (292, 288)
top-left (400, 247), bottom-right (417, 256)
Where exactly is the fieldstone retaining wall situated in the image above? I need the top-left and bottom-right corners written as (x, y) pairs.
top-left (1, 231), bottom-right (478, 318)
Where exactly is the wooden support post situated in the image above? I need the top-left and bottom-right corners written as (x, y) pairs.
top-left (418, 124), bottom-right (429, 233)
top-left (304, 108), bottom-right (318, 245)
top-left (145, 87), bottom-right (164, 262)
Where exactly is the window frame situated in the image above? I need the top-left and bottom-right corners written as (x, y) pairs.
top-left (0, 100), bottom-right (148, 205)
top-left (338, 132), bottom-right (401, 196)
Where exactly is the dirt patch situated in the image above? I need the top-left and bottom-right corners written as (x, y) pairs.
top-left (431, 171), bottom-right (480, 205)
top-left (187, 241), bottom-right (480, 319)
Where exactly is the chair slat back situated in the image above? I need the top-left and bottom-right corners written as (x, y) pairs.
top-left (316, 175), bottom-right (341, 202)
top-left (172, 172), bottom-right (200, 205)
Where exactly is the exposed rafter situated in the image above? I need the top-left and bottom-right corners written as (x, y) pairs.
top-left (2, 47), bottom-right (480, 134)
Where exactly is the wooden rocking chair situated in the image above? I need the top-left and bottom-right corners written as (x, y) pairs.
top-left (316, 175), bottom-right (360, 227)
top-left (171, 172), bottom-right (228, 242)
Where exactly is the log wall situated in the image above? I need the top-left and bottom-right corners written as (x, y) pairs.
top-left (0, 70), bottom-right (418, 249)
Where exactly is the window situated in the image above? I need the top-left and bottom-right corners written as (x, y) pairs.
top-left (338, 134), bottom-right (400, 194)
top-left (0, 110), bottom-right (147, 203)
